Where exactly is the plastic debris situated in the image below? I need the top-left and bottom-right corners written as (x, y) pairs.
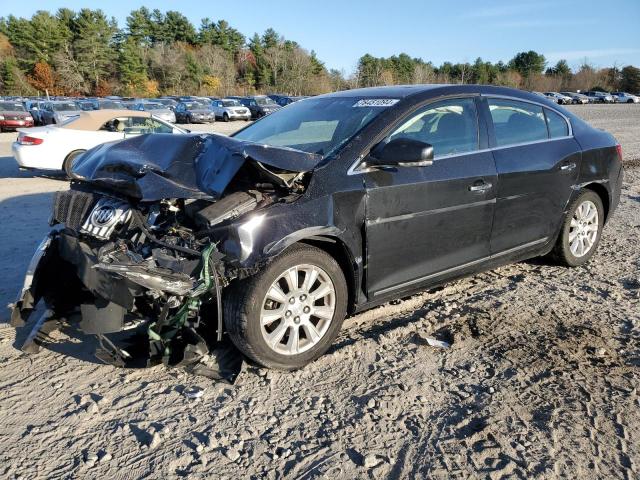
top-left (183, 387), bottom-right (205, 399)
top-left (425, 337), bottom-right (451, 349)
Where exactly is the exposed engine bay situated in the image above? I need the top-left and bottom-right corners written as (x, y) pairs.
top-left (10, 133), bottom-right (321, 382)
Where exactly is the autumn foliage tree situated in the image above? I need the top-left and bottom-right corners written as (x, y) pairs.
top-left (28, 61), bottom-right (59, 94)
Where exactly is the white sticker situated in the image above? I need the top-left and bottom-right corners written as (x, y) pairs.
top-left (353, 99), bottom-right (400, 107)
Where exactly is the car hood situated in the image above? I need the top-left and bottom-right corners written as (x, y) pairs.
top-left (71, 133), bottom-right (322, 201)
top-left (188, 109), bottom-right (213, 114)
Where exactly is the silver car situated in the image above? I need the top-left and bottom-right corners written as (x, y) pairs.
top-left (544, 92), bottom-right (573, 105)
top-left (40, 101), bottom-right (82, 125)
top-left (560, 92), bottom-right (589, 104)
top-left (211, 99), bottom-right (252, 122)
top-left (132, 101), bottom-right (177, 123)
top-left (611, 92), bottom-right (640, 104)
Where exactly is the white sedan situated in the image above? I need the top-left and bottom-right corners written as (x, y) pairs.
top-left (611, 92), bottom-right (640, 104)
top-left (12, 110), bottom-right (186, 176)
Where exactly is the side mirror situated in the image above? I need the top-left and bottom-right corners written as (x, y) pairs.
top-left (369, 138), bottom-right (434, 168)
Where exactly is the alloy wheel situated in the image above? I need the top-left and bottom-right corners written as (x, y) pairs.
top-left (569, 200), bottom-right (599, 258)
top-left (260, 264), bottom-right (336, 355)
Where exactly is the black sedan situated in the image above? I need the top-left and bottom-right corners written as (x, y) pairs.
top-left (12, 85), bottom-right (623, 373)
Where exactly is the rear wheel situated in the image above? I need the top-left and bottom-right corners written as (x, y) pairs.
top-left (552, 190), bottom-right (604, 267)
top-left (224, 244), bottom-right (348, 370)
top-left (63, 150), bottom-right (85, 178)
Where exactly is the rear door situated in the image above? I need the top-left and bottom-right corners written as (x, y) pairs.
top-left (482, 97), bottom-right (580, 253)
top-left (364, 96), bottom-right (497, 296)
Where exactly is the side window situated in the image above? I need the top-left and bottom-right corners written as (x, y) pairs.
top-left (545, 109), bottom-right (569, 138)
top-left (123, 117), bottom-right (173, 134)
top-left (388, 97), bottom-right (479, 157)
top-left (488, 98), bottom-right (547, 146)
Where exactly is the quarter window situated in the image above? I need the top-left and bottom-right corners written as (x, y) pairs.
top-left (545, 108), bottom-right (569, 138)
top-left (488, 98), bottom-right (547, 146)
top-left (388, 98), bottom-right (479, 157)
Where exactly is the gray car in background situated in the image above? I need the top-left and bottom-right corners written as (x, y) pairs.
top-left (211, 98), bottom-right (252, 122)
top-left (560, 92), bottom-right (589, 104)
top-left (40, 101), bottom-right (81, 125)
top-left (132, 101), bottom-right (177, 123)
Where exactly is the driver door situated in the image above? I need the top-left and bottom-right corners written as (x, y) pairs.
top-left (364, 97), bottom-right (497, 296)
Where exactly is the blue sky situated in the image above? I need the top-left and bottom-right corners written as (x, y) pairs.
top-left (5, 0), bottom-right (640, 73)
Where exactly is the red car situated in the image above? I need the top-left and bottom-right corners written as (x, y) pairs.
top-left (0, 101), bottom-right (34, 132)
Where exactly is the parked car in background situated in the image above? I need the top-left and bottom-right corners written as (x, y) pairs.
top-left (132, 101), bottom-right (177, 123)
top-left (96, 99), bottom-right (127, 110)
top-left (174, 101), bottom-right (215, 123)
top-left (544, 92), bottom-right (573, 105)
top-left (211, 98), bottom-right (252, 121)
top-left (611, 92), bottom-right (640, 104)
top-left (10, 85), bottom-right (623, 370)
top-left (229, 95), bottom-right (281, 119)
top-left (23, 100), bottom-right (46, 125)
top-left (269, 95), bottom-right (310, 107)
top-left (560, 92), bottom-right (589, 104)
top-left (78, 100), bottom-right (97, 111)
top-left (0, 101), bottom-right (34, 131)
top-left (12, 109), bottom-right (186, 176)
top-left (39, 101), bottom-right (81, 125)
top-left (155, 98), bottom-right (178, 111)
top-left (584, 91), bottom-right (614, 103)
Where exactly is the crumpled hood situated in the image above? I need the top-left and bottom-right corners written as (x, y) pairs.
top-left (71, 133), bottom-right (322, 201)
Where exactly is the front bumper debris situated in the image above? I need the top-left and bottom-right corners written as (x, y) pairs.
top-left (10, 231), bottom-right (243, 383)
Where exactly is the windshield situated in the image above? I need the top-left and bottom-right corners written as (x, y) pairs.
top-left (255, 97), bottom-right (276, 106)
top-left (221, 100), bottom-right (241, 107)
top-left (142, 103), bottom-right (164, 110)
top-left (233, 97), bottom-right (389, 156)
top-left (99, 101), bottom-right (125, 109)
top-left (185, 102), bottom-right (209, 110)
top-left (53, 102), bottom-right (78, 111)
top-left (0, 102), bottom-right (26, 111)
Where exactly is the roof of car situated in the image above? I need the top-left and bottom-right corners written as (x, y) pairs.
top-left (63, 109), bottom-right (151, 130)
top-left (316, 84), bottom-right (568, 107)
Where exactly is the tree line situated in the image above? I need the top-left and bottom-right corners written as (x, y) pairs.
top-left (0, 8), bottom-right (638, 97)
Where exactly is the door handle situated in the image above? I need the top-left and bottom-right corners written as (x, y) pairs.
top-left (560, 162), bottom-right (576, 172)
top-left (468, 182), bottom-right (492, 192)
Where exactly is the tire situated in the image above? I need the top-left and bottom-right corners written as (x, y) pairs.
top-left (551, 190), bottom-right (604, 267)
top-left (628, 99), bottom-right (634, 104)
top-left (223, 113), bottom-right (230, 122)
top-left (63, 150), bottom-right (85, 178)
top-left (224, 244), bottom-right (348, 370)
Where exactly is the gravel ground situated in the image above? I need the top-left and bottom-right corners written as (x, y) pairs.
top-left (0, 106), bottom-right (638, 479)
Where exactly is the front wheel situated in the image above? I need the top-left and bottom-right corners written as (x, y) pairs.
top-left (223, 113), bottom-right (230, 122)
top-left (224, 244), bottom-right (348, 370)
top-left (552, 190), bottom-right (604, 267)
top-left (63, 150), bottom-right (86, 178)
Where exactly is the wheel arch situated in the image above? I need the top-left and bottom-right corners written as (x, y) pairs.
top-left (294, 236), bottom-right (359, 314)
top-left (583, 182), bottom-right (610, 222)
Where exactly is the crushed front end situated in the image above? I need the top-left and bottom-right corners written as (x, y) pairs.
top-left (10, 188), bottom-right (242, 380)
top-left (9, 133), bottom-right (320, 381)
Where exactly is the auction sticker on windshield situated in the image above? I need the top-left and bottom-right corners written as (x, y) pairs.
top-left (353, 99), bottom-right (400, 107)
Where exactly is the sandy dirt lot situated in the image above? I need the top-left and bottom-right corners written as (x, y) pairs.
top-left (0, 106), bottom-right (638, 479)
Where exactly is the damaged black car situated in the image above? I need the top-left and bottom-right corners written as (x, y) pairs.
top-left (11, 85), bottom-right (623, 374)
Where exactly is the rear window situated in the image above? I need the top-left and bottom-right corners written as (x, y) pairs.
top-left (545, 109), bottom-right (569, 138)
top-left (488, 99), bottom-right (547, 147)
